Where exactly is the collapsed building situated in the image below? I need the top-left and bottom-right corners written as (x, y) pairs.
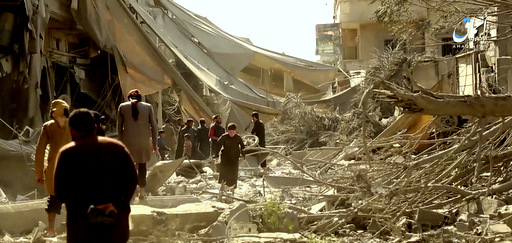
top-left (0, 1), bottom-right (355, 238)
top-left (0, 0), bottom-right (352, 142)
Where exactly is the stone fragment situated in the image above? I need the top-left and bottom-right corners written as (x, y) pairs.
top-left (313, 218), bottom-right (345, 234)
top-left (455, 222), bottom-right (470, 232)
top-left (480, 198), bottom-right (506, 215)
top-left (198, 221), bottom-right (227, 239)
top-left (441, 226), bottom-right (457, 235)
top-left (229, 222), bottom-right (258, 235)
top-left (343, 224), bottom-right (356, 231)
top-left (367, 218), bottom-right (382, 233)
top-left (406, 236), bottom-right (422, 243)
top-left (140, 195), bottom-right (200, 208)
top-left (129, 203), bottom-right (222, 236)
top-left (416, 208), bottom-right (447, 226)
top-left (145, 158), bottom-right (185, 195)
top-left (0, 199), bottom-right (66, 235)
top-left (2, 234), bottom-right (14, 243)
top-left (411, 222), bottom-right (422, 234)
top-left (225, 202), bottom-right (251, 224)
top-left (0, 188), bottom-right (9, 204)
top-left (497, 205), bottom-right (512, 229)
top-left (488, 223), bottom-right (512, 234)
top-left (468, 217), bottom-right (479, 230)
top-left (457, 212), bottom-right (469, 222)
top-left (29, 221), bottom-right (46, 243)
top-left (263, 176), bottom-right (320, 189)
top-left (461, 197), bottom-right (506, 215)
top-left (175, 185), bottom-right (187, 195)
top-left (309, 202), bottom-right (325, 213)
top-left (232, 233), bottom-right (304, 243)
top-left (176, 160), bottom-right (205, 179)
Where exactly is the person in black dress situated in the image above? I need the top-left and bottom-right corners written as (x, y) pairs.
top-left (213, 123), bottom-right (245, 193)
top-left (196, 118), bottom-right (210, 159)
top-left (250, 112), bottom-right (268, 171)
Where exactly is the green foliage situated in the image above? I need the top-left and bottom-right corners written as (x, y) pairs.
top-left (260, 197), bottom-right (295, 233)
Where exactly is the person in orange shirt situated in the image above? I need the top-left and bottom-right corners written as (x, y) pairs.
top-left (34, 99), bottom-right (72, 237)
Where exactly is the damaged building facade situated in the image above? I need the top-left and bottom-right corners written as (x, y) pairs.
top-left (0, 0), bottom-right (349, 140)
top-left (0, 0), bottom-right (355, 205)
top-left (333, 0), bottom-right (512, 95)
top-left (0, 0), bottom-right (122, 139)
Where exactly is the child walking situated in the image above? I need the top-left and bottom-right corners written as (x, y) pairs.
top-left (213, 123), bottom-right (245, 194)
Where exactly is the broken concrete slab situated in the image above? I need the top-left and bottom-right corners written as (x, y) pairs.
top-left (2, 234), bottom-right (14, 243)
top-left (313, 218), bottom-right (345, 234)
top-left (290, 151), bottom-right (308, 161)
top-left (229, 222), bottom-right (258, 236)
top-left (416, 208), bottom-right (447, 226)
top-left (146, 158), bottom-right (185, 195)
top-left (134, 195), bottom-right (200, 208)
top-left (232, 233), bottom-right (304, 243)
top-left (498, 205), bottom-right (512, 229)
top-left (130, 202), bottom-right (223, 236)
top-left (0, 199), bottom-right (66, 235)
top-left (198, 221), bottom-right (227, 239)
top-left (176, 160), bottom-right (205, 179)
top-left (488, 223), bottom-right (512, 234)
top-left (367, 218), bottom-right (383, 234)
top-left (343, 224), bottom-right (356, 231)
top-left (461, 197), bottom-right (506, 215)
top-left (309, 202), bottom-right (326, 214)
top-left (263, 175), bottom-right (320, 189)
top-left (222, 202), bottom-right (251, 224)
top-left (455, 222), bottom-right (470, 232)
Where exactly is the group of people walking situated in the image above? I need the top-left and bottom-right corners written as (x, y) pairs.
top-left (33, 88), bottom-right (266, 242)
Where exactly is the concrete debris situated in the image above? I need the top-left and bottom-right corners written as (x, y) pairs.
top-left (198, 220), bottom-right (227, 239)
top-left (488, 223), bottom-right (512, 234)
top-left (0, 199), bottom-right (65, 235)
top-left (229, 222), bottom-right (259, 236)
top-left (2, 234), bottom-right (14, 243)
top-left (135, 195), bottom-right (200, 208)
top-left (263, 176), bottom-right (320, 189)
top-left (5, 61), bottom-right (512, 242)
top-left (0, 188), bottom-right (9, 204)
top-left (176, 160), bottom-right (206, 179)
top-left (130, 202), bottom-right (223, 236)
top-left (313, 217), bottom-right (345, 234)
top-left (455, 221), bottom-right (470, 232)
top-left (145, 158), bottom-right (185, 195)
top-left (415, 208), bottom-right (448, 226)
top-left (231, 233), bottom-right (305, 243)
top-left (367, 218), bottom-right (383, 234)
top-left (223, 202), bottom-right (251, 224)
top-left (461, 197), bottom-right (506, 215)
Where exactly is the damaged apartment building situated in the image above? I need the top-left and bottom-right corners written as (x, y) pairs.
top-left (0, 0), bottom-right (348, 140)
top-left (332, 0), bottom-right (512, 96)
top-left (0, 0), bottom-right (121, 139)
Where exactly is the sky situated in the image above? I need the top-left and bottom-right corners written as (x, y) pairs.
top-left (174, 0), bottom-right (334, 62)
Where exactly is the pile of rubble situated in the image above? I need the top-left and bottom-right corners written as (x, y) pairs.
top-left (3, 59), bottom-right (512, 241)
top-left (3, 107), bottom-right (512, 242)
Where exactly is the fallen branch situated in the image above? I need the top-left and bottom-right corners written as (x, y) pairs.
top-left (377, 88), bottom-right (512, 117)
